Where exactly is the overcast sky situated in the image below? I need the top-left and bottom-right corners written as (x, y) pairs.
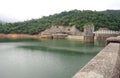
top-left (0, 0), bottom-right (120, 22)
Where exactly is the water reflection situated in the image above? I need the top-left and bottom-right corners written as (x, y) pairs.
top-left (0, 39), bottom-right (105, 78)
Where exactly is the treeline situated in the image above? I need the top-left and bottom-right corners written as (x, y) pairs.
top-left (0, 10), bottom-right (120, 34)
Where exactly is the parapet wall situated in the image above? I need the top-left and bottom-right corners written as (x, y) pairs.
top-left (72, 43), bottom-right (120, 78)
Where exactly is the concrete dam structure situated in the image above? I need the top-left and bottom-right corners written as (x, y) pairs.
top-left (39, 25), bottom-right (119, 41)
top-left (83, 25), bottom-right (119, 42)
top-left (72, 37), bottom-right (120, 78)
top-left (94, 28), bottom-right (119, 40)
top-left (84, 24), bottom-right (94, 43)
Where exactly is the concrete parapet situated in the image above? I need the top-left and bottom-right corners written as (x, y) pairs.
top-left (106, 37), bottom-right (120, 44)
top-left (95, 34), bottom-right (118, 40)
top-left (72, 43), bottom-right (120, 78)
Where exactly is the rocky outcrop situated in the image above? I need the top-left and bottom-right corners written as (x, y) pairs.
top-left (40, 26), bottom-right (82, 36)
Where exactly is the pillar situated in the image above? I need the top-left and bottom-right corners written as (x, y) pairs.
top-left (84, 24), bottom-right (94, 43)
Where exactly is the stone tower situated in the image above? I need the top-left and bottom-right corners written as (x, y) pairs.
top-left (84, 24), bottom-right (94, 43)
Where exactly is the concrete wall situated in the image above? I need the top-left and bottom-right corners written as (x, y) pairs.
top-left (94, 30), bottom-right (119, 40)
top-left (95, 34), bottom-right (118, 40)
top-left (72, 43), bottom-right (120, 78)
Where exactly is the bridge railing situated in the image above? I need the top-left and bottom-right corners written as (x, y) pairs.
top-left (94, 30), bottom-right (119, 35)
top-left (93, 30), bottom-right (119, 40)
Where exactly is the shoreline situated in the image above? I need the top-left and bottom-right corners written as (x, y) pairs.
top-left (0, 33), bottom-right (41, 40)
top-left (0, 33), bottom-right (113, 42)
top-left (0, 33), bottom-right (84, 41)
top-left (0, 33), bottom-right (84, 40)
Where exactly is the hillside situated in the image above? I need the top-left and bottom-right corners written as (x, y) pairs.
top-left (101, 10), bottom-right (120, 16)
top-left (0, 10), bottom-right (120, 34)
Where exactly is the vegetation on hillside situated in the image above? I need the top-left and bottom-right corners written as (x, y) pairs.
top-left (0, 10), bottom-right (120, 34)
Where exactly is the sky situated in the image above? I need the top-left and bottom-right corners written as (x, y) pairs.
top-left (0, 0), bottom-right (120, 22)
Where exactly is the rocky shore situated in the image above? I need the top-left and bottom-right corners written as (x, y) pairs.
top-left (0, 33), bottom-right (41, 39)
top-left (0, 33), bottom-right (84, 41)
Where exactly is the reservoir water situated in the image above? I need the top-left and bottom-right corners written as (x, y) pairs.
top-left (0, 39), bottom-right (105, 78)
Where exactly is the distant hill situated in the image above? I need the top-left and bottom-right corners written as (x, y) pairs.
top-left (0, 10), bottom-right (120, 34)
top-left (101, 10), bottom-right (120, 16)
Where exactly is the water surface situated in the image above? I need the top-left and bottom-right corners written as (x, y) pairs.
top-left (0, 39), bottom-right (105, 78)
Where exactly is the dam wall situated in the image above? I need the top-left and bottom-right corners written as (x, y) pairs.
top-left (72, 42), bottom-right (120, 78)
top-left (94, 30), bottom-right (119, 40)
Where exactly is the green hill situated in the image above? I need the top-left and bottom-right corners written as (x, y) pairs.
top-left (0, 10), bottom-right (120, 34)
top-left (101, 10), bottom-right (120, 16)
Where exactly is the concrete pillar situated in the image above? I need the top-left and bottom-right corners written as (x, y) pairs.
top-left (84, 24), bottom-right (94, 43)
